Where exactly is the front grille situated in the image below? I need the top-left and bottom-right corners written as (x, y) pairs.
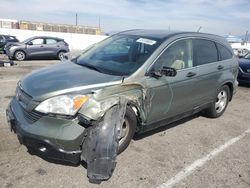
top-left (15, 85), bottom-right (44, 123)
top-left (16, 86), bottom-right (32, 108)
top-left (22, 107), bottom-right (44, 123)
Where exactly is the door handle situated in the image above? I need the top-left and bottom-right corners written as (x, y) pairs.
top-left (186, 72), bottom-right (196, 77)
top-left (40, 45), bottom-right (44, 47)
top-left (217, 65), bottom-right (224, 70)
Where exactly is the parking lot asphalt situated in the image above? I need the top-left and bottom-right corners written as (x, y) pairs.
top-left (0, 60), bottom-right (249, 188)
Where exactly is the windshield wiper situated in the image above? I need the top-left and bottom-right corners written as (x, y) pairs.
top-left (79, 63), bottom-right (104, 73)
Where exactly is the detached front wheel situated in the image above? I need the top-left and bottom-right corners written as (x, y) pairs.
top-left (204, 85), bottom-right (230, 118)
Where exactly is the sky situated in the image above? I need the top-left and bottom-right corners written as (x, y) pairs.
top-left (0, 0), bottom-right (250, 36)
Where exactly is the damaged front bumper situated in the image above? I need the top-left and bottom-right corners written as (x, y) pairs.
top-left (6, 97), bottom-right (85, 164)
top-left (7, 96), bottom-right (128, 181)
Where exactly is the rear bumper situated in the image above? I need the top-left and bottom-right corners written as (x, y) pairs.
top-left (6, 98), bottom-right (86, 164)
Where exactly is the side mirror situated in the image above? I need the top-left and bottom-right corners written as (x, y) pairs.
top-left (152, 66), bottom-right (177, 77)
top-left (161, 67), bottom-right (177, 77)
top-left (27, 41), bottom-right (33, 45)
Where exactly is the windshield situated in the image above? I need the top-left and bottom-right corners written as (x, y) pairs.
top-left (21, 38), bottom-right (32, 43)
top-left (75, 35), bottom-right (160, 76)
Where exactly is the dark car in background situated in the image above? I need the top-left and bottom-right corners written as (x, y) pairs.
top-left (238, 52), bottom-right (250, 84)
top-left (5, 36), bottom-right (69, 61)
top-left (0, 34), bottom-right (19, 53)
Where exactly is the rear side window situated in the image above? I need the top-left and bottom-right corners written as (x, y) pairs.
top-left (46, 38), bottom-right (57, 44)
top-left (194, 39), bottom-right (218, 65)
top-left (216, 43), bottom-right (233, 60)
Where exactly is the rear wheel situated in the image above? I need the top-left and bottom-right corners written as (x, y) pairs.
top-left (57, 51), bottom-right (65, 60)
top-left (14, 50), bottom-right (26, 61)
top-left (118, 107), bottom-right (137, 154)
top-left (204, 85), bottom-right (230, 118)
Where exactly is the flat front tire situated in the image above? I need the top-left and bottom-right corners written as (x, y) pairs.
top-left (204, 85), bottom-right (230, 118)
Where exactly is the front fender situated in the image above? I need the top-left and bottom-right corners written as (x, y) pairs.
top-left (78, 85), bottom-right (147, 123)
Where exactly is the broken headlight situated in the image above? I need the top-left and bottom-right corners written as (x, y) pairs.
top-left (35, 95), bottom-right (89, 116)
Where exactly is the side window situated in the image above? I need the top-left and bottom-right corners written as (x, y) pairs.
top-left (216, 43), bottom-right (233, 60)
top-left (194, 39), bottom-right (218, 65)
top-left (31, 38), bottom-right (44, 45)
top-left (46, 38), bottom-right (57, 44)
top-left (154, 39), bottom-right (193, 71)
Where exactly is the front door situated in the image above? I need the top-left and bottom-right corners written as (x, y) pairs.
top-left (26, 38), bottom-right (46, 58)
top-left (145, 39), bottom-right (199, 124)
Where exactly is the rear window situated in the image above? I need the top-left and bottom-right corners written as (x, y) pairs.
top-left (216, 43), bottom-right (233, 60)
top-left (6, 36), bottom-right (16, 40)
top-left (194, 39), bottom-right (218, 66)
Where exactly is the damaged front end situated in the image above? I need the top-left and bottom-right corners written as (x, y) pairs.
top-left (81, 98), bottom-right (127, 181)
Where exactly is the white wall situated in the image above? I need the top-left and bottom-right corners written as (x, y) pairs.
top-left (0, 28), bottom-right (108, 50)
top-left (231, 42), bottom-right (250, 50)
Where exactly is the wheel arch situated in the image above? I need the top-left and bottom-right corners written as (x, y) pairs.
top-left (222, 81), bottom-right (234, 101)
top-left (57, 49), bottom-right (67, 55)
top-left (127, 101), bottom-right (142, 132)
top-left (14, 49), bottom-right (26, 60)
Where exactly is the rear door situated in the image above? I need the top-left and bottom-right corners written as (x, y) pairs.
top-left (193, 39), bottom-right (234, 107)
top-left (44, 38), bottom-right (60, 56)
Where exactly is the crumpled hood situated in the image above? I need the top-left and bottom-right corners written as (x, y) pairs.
top-left (20, 62), bottom-right (122, 100)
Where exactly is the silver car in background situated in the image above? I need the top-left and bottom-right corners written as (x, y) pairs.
top-left (5, 36), bottom-right (69, 61)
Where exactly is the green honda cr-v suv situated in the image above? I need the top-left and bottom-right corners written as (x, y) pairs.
top-left (6, 30), bottom-right (238, 180)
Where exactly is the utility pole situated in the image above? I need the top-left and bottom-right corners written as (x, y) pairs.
top-left (197, 26), bottom-right (202, 32)
top-left (244, 31), bottom-right (248, 44)
top-left (76, 13), bottom-right (78, 26)
top-left (98, 15), bottom-right (101, 30)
